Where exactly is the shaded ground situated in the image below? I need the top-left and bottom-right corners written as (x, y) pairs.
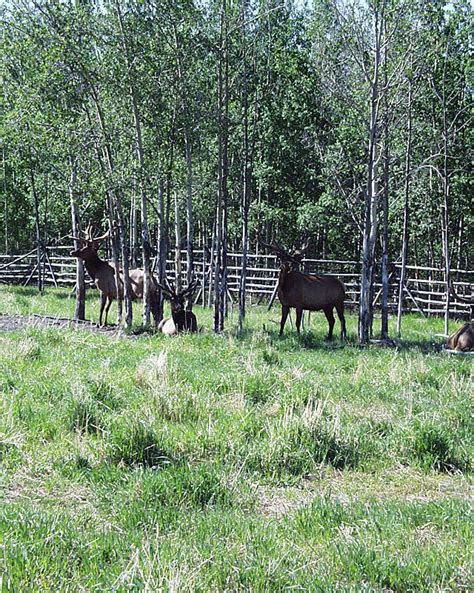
top-left (0, 313), bottom-right (119, 334)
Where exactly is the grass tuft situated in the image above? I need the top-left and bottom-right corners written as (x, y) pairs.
top-left (409, 419), bottom-right (471, 473)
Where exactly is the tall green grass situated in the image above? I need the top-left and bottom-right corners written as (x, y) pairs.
top-left (0, 286), bottom-right (472, 591)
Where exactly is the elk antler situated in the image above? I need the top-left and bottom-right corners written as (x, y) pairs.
top-left (257, 234), bottom-right (286, 256)
top-left (299, 235), bottom-right (311, 254)
top-left (92, 228), bottom-right (111, 244)
top-left (449, 279), bottom-right (473, 304)
top-left (181, 278), bottom-right (199, 297)
top-left (156, 281), bottom-right (174, 297)
top-left (156, 276), bottom-right (176, 297)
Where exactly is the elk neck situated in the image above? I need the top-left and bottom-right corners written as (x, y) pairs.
top-left (82, 252), bottom-right (106, 281)
top-left (279, 265), bottom-right (297, 289)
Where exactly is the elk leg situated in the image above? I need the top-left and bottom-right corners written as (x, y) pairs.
top-left (295, 308), bottom-right (303, 334)
top-left (150, 295), bottom-right (160, 327)
top-left (104, 296), bottom-right (113, 326)
top-left (323, 306), bottom-right (335, 340)
top-left (280, 306), bottom-right (290, 336)
top-left (99, 293), bottom-right (107, 327)
top-left (335, 301), bottom-right (347, 340)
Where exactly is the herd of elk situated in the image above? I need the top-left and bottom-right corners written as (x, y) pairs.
top-left (71, 225), bottom-right (471, 350)
top-left (156, 278), bottom-right (199, 335)
top-left (260, 239), bottom-right (347, 340)
top-left (70, 224), bottom-right (160, 326)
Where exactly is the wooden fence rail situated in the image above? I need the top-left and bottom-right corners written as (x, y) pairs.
top-left (0, 248), bottom-right (472, 318)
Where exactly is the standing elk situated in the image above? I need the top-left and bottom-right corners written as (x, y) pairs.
top-left (70, 224), bottom-right (159, 326)
top-left (157, 278), bottom-right (199, 335)
top-left (261, 239), bottom-right (347, 340)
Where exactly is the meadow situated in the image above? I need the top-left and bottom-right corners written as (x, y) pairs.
top-left (0, 285), bottom-right (472, 592)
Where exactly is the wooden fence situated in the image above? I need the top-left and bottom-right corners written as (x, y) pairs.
top-left (0, 246), bottom-right (472, 318)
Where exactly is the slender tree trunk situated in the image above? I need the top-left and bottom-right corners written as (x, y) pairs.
top-left (2, 148), bottom-right (7, 254)
top-left (214, 0), bottom-right (228, 332)
top-left (441, 171), bottom-right (451, 337)
top-left (359, 13), bottom-right (382, 344)
top-left (172, 23), bottom-right (194, 295)
top-left (91, 92), bottom-right (132, 327)
top-left (130, 194), bottom-right (137, 267)
top-left (69, 157), bottom-right (85, 320)
top-left (208, 213), bottom-right (216, 308)
top-left (397, 82), bottom-right (413, 336)
top-left (184, 128), bottom-right (194, 293)
top-left (455, 215), bottom-right (463, 274)
top-left (238, 0), bottom-right (250, 333)
top-left (156, 178), bottom-right (167, 322)
top-left (116, 2), bottom-right (152, 327)
top-left (29, 162), bottom-right (42, 293)
top-left (174, 192), bottom-right (182, 292)
top-left (380, 32), bottom-right (390, 339)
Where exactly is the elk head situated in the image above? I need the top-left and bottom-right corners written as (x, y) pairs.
top-left (70, 224), bottom-right (110, 259)
top-left (259, 236), bottom-right (310, 272)
top-left (157, 278), bottom-right (199, 314)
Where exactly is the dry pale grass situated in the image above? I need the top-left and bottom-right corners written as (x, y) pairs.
top-left (255, 466), bottom-right (474, 518)
top-left (135, 352), bottom-right (169, 390)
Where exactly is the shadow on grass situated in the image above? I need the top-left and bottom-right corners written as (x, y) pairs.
top-left (233, 324), bottom-right (451, 355)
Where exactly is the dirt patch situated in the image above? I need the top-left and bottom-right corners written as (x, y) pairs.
top-left (0, 313), bottom-right (120, 335)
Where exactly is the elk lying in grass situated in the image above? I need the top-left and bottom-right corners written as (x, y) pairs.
top-left (157, 278), bottom-right (199, 335)
top-left (70, 225), bottom-right (159, 326)
top-left (261, 239), bottom-right (346, 340)
top-left (446, 281), bottom-right (473, 352)
top-left (446, 323), bottom-right (474, 352)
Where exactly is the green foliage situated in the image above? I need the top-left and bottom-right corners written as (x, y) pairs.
top-left (2, 1), bottom-right (471, 269)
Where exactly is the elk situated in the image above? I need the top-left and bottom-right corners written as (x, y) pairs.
top-left (261, 239), bottom-right (346, 340)
top-left (446, 280), bottom-right (473, 351)
top-left (156, 278), bottom-right (199, 335)
top-left (446, 323), bottom-right (474, 352)
top-left (70, 224), bottom-right (159, 326)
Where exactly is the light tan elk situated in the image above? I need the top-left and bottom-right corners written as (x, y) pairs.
top-left (157, 278), bottom-right (199, 335)
top-left (261, 239), bottom-right (346, 339)
top-left (70, 225), bottom-right (159, 326)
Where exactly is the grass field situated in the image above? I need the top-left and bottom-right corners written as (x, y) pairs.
top-left (0, 285), bottom-right (472, 592)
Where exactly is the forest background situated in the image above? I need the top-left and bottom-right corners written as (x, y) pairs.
top-left (1, 0), bottom-right (472, 340)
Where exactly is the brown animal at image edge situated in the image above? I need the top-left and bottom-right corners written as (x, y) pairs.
top-left (70, 225), bottom-right (160, 326)
top-left (446, 281), bottom-right (473, 351)
top-left (446, 323), bottom-right (474, 352)
top-left (261, 239), bottom-right (347, 340)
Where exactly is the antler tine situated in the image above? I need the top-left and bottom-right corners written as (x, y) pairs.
top-left (92, 228), bottom-right (111, 243)
top-left (69, 234), bottom-right (87, 244)
top-left (163, 276), bottom-right (176, 295)
top-left (156, 281), bottom-right (173, 296)
top-left (299, 233), bottom-right (311, 254)
top-left (181, 278), bottom-right (199, 297)
top-left (257, 234), bottom-right (285, 255)
top-left (84, 222), bottom-right (94, 241)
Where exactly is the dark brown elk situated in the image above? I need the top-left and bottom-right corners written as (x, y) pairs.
top-left (70, 225), bottom-right (159, 326)
top-left (261, 240), bottom-right (346, 340)
top-left (157, 278), bottom-right (199, 335)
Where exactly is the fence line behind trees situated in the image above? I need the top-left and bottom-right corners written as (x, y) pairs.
top-left (0, 247), bottom-right (471, 321)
